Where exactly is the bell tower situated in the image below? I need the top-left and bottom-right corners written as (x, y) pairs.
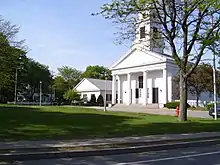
top-left (132, 12), bottom-right (165, 54)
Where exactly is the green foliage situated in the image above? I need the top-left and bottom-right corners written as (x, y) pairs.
top-left (90, 94), bottom-right (97, 106)
top-left (0, 16), bottom-right (27, 102)
top-left (82, 65), bottom-right (112, 80)
top-left (20, 58), bottom-right (52, 101)
top-left (206, 103), bottom-right (220, 110)
top-left (57, 66), bottom-right (82, 88)
top-left (53, 66), bottom-right (82, 102)
top-left (97, 95), bottom-right (104, 106)
top-left (173, 63), bottom-right (215, 107)
top-left (165, 102), bottom-right (191, 109)
top-left (63, 89), bottom-right (80, 104)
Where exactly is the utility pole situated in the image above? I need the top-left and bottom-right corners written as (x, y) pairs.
top-left (14, 68), bottom-right (18, 104)
top-left (40, 81), bottom-right (42, 106)
top-left (213, 48), bottom-right (217, 120)
top-left (104, 72), bottom-right (107, 112)
top-left (210, 15), bottom-right (218, 120)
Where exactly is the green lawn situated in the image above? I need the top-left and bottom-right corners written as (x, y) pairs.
top-left (0, 105), bottom-right (219, 141)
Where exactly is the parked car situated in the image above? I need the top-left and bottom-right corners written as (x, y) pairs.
top-left (209, 105), bottom-right (220, 118)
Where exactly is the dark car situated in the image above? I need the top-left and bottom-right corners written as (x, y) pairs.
top-left (209, 105), bottom-right (220, 118)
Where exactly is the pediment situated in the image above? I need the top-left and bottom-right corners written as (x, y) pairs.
top-left (110, 48), bottom-right (166, 70)
top-left (74, 79), bottom-right (99, 91)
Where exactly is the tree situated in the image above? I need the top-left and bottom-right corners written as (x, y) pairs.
top-left (96, 0), bottom-right (220, 121)
top-left (0, 16), bottom-right (27, 102)
top-left (19, 58), bottom-right (52, 101)
top-left (173, 64), bottom-right (213, 107)
top-left (82, 65), bottom-right (112, 80)
top-left (97, 95), bottom-right (104, 106)
top-left (52, 76), bottom-right (69, 103)
top-left (63, 89), bottom-right (80, 104)
top-left (57, 66), bottom-right (82, 88)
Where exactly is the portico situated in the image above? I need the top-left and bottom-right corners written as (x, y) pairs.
top-left (111, 60), bottom-right (174, 107)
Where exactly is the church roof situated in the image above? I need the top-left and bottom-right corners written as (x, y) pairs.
top-left (86, 78), bottom-right (112, 91)
top-left (74, 78), bottom-right (112, 91)
top-left (109, 47), bottom-right (174, 70)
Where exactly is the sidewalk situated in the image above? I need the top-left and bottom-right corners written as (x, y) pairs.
top-left (82, 106), bottom-right (211, 119)
top-left (1, 132), bottom-right (220, 150)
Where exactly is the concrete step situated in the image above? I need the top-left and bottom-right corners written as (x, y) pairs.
top-left (112, 104), bottom-right (159, 110)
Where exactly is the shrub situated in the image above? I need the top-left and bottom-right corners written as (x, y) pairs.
top-left (90, 94), bottom-right (97, 106)
top-left (97, 95), bottom-right (104, 106)
top-left (63, 89), bottom-right (80, 104)
top-left (165, 101), bottom-right (190, 109)
top-left (206, 103), bottom-right (220, 110)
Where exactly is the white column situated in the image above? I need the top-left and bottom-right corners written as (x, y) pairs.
top-left (143, 71), bottom-right (148, 105)
top-left (127, 73), bottom-right (131, 105)
top-left (112, 75), bottom-right (116, 104)
top-left (163, 69), bottom-right (168, 104)
top-left (117, 75), bottom-right (121, 104)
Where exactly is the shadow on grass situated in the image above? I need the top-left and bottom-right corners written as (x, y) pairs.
top-left (0, 105), bottom-right (220, 141)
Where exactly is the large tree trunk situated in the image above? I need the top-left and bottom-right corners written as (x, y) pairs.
top-left (179, 72), bottom-right (188, 121)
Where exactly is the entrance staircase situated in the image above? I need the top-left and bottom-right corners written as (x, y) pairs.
top-left (111, 104), bottom-right (159, 111)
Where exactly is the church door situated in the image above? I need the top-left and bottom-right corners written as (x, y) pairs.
top-left (152, 88), bottom-right (159, 103)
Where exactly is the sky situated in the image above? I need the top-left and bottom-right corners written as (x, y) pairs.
top-left (0, 0), bottom-right (216, 74)
top-left (0, 0), bottom-right (129, 73)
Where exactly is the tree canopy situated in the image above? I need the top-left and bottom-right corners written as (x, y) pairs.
top-left (0, 16), bottom-right (27, 102)
top-left (57, 66), bottom-right (82, 88)
top-left (173, 63), bottom-right (215, 107)
top-left (53, 66), bottom-right (82, 103)
top-left (82, 65), bottom-right (112, 80)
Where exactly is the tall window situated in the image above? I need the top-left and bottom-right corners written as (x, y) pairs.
top-left (140, 26), bottom-right (145, 39)
top-left (138, 76), bottom-right (143, 88)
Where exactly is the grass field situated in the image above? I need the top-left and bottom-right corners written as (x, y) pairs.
top-left (0, 105), bottom-right (219, 141)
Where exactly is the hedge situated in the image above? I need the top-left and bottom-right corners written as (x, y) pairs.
top-left (165, 101), bottom-right (191, 109)
top-left (90, 95), bottom-right (97, 106)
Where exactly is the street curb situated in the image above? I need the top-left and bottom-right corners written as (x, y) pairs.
top-left (1, 135), bottom-right (220, 152)
top-left (1, 138), bottom-right (220, 161)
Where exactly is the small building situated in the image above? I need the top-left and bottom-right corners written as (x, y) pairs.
top-left (74, 78), bottom-right (112, 103)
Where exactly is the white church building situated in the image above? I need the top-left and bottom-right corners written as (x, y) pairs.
top-left (109, 13), bottom-right (214, 108)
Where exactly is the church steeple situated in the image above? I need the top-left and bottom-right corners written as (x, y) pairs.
top-left (132, 12), bottom-right (165, 54)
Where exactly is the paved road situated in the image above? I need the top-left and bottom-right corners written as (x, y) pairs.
top-left (6, 145), bottom-right (220, 165)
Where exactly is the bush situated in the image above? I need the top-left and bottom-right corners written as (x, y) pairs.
top-left (97, 95), bottom-right (104, 106)
top-left (165, 101), bottom-right (190, 109)
top-left (63, 89), bottom-right (80, 104)
top-left (206, 103), bottom-right (220, 110)
top-left (90, 95), bottom-right (97, 106)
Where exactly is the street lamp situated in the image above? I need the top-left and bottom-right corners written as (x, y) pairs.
top-left (210, 15), bottom-right (218, 120)
top-left (14, 56), bottom-right (22, 104)
top-left (14, 68), bottom-right (18, 104)
top-left (213, 52), bottom-right (217, 120)
top-left (39, 81), bottom-right (42, 106)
